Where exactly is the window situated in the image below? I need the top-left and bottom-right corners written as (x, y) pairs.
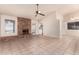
top-left (67, 22), bottom-right (79, 30)
top-left (5, 19), bottom-right (15, 33)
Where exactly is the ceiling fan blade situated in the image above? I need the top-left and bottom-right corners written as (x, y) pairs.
top-left (39, 13), bottom-right (45, 16)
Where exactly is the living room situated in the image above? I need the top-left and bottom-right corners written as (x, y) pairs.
top-left (0, 4), bottom-right (79, 55)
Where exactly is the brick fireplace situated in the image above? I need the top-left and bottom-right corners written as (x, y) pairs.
top-left (18, 17), bottom-right (31, 35)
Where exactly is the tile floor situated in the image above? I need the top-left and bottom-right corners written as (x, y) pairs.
top-left (0, 35), bottom-right (78, 55)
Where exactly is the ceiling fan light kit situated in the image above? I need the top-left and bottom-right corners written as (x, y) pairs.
top-left (35, 4), bottom-right (45, 17)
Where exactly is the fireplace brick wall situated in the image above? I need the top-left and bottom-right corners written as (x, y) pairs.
top-left (18, 17), bottom-right (31, 35)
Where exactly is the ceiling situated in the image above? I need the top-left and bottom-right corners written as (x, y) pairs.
top-left (0, 4), bottom-right (79, 20)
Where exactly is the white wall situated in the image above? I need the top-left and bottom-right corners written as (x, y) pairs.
top-left (31, 12), bottom-right (64, 38)
top-left (56, 12), bottom-right (64, 38)
top-left (62, 12), bottom-right (79, 37)
top-left (31, 19), bottom-right (42, 35)
top-left (0, 15), bottom-right (18, 37)
top-left (41, 12), bottom-right (60, 37)
top-left (63, 19), bottom-right (79, 37)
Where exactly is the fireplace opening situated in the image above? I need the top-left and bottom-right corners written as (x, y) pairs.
top-left (22, 29), bottom-right (29, 35)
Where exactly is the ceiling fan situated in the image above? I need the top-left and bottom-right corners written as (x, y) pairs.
top-left (35, 4), bottom-right (45, 17)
